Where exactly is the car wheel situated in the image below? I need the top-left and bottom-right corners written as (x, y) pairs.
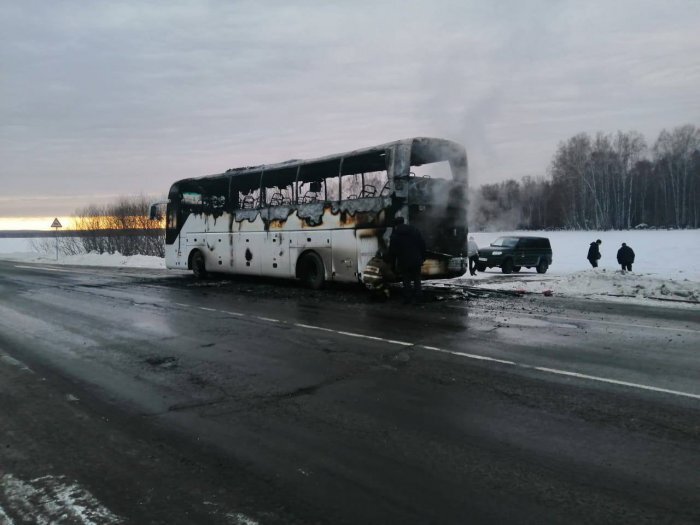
top-left (476, 263), bottom-right (486, 272)
top-left (191, 250), bottom-right (207, 279)
top-left (512, 266), bottom-right (521, 273)
top-left (298, 252), bottom-right (325, 290)
top-left (536, 259), bottom-right (549, 274)
top-left (501, 258), bottom-right (514, 274)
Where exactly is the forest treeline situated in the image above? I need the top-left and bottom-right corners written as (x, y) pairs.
top-left (470, 124), bottom-right (700, 231)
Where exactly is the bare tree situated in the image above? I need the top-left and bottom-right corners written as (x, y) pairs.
top-left (73, 195), bottom-right (165, 257)
top-left (653, 125), bottom-right (700, 228)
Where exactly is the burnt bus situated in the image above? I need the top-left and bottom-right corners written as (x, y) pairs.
top-left (151, 137), bottom-right (468, 289)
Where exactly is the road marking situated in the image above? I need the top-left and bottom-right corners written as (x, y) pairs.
top-left (532, 367), bottom-right (700, 400)
top-left (14, 265), bottom-right (75, 273)
top-left (294, 323), bottom-right (335, 333)
top-left (295, 323), bottom-right (412, 346)
top-left (422, 346), bottom-right (516, 365)
top-left (183, 306), bottom-right (699, 401)
top-left (174, 303), bottom-right (191, 308)
top-left (199, 307), bottom-right (217, 312)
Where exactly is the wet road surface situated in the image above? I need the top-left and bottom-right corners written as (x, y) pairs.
top-left (1, 260), bottom-right (699, 524)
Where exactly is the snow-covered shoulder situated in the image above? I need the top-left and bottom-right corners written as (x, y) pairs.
top-left (0, 247), bottom-right (165, 269)
top-left (455, 270), bottom-right (699, 306)
top-left (462, 229), bottom-right (700, 306)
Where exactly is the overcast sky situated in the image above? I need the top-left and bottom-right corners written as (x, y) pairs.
top-left (1, 0), bottom-right (699, 218)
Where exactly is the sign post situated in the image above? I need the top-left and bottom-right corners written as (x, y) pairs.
top-left (50, 218), bottom-right (62, 260)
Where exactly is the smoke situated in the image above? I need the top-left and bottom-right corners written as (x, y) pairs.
top-left (467, 186), bottom-right (524, 232)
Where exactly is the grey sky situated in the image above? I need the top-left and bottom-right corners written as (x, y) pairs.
top-left (1, 0), bottom-right (699, 217)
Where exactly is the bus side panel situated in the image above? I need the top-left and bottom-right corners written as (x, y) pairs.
top-left (261, 231), bottom-right (292, 277)
top-left (233, 231), bottom-right (263, 276)
top-left (290, 231), bottom-right (332, 281)
top-left (203, 232), bottom-right (231, 271)
top-left (330, 229), bottom-right (359, 282)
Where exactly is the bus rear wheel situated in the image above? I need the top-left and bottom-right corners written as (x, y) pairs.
top-left (191, 250), bottom-right (207, 279)
top-left (298, 252), bottom-right (325, 290)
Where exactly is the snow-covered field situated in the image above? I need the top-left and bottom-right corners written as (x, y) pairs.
top-left (461, 230), bottom-right (700, 305)
top-left (0, 237), bottom-right (165, 269)
top-left (1, 231), bottom-right (698, 305)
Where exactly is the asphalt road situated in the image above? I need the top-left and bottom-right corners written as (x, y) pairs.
top-left (0, 260), bottom-right (698, 524)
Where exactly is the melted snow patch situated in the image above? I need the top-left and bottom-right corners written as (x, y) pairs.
top-left (0, 505), bottom-right (15, 525)
top-left (0, 474), bottom-right (123, 524)
top-left (226, 513), bottom-right (260, 525)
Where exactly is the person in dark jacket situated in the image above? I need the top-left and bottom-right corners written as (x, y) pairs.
top-left (587, 239), bottom-right (602, 268)
top-left (467, 236), bottom-right (479, 276)
top-left (388, 216), bottom-right (427, 303)
top-left (617, 242), bottom-right (635, 272)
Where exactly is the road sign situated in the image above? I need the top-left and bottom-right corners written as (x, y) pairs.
top-left (51, 218), bottom-right (62, 260)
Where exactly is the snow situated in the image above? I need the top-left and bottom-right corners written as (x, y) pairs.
top-left (459, 230), bottom-right (700, 306)
top-left (1, 231), bottom-right (698, 306)
top-left (0, 473), bottom-right (123, 524)
top-left (0, 238), bottom-right (165, 269)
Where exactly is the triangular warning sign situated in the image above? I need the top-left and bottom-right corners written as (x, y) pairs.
top-left (50, 218), bottom-right (62, 228)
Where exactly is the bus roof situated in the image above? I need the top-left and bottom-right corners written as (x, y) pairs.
top-left (184, 137), bottom-right (466, 182)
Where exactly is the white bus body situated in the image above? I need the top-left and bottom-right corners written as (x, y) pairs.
top-left (156, 137), bottom-right (468, 288)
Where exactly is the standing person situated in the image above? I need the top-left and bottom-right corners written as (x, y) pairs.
top-left (587, 239), bottom-right (602, 268)
top-left (388, 216), bottom-right (426, 304)
top-left (467, 236), bottom-right (479, 276)
top-left (617, 242), bottom-right (635, 272)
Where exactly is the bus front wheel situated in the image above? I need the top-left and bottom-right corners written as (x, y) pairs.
top-left (191, 250), bottom-right (207, 279)
top-left (298, 252), bottom-right (325, 290)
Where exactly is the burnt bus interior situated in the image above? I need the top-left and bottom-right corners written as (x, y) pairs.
top-left (165, 138), bottom-right (467, 260)
top-left (402, 140), bottom-right (468, 258)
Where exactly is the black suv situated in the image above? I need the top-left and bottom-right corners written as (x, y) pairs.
top-left (476, 236), bottom-right (552, 274)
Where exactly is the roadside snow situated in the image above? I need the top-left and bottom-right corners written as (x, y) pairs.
top-left (460, 230), bottom-right (700, 306)
top-left (0, 238), bottom-right (164, 269)
top-left (1, 230), bottom-right (698, 305)
top-left (0, 473), bottom-right (123, 524)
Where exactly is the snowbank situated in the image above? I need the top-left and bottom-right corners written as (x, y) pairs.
top-left (1, 231), bottom-right (698, 305)
top-left (461, 230), bottom-right (700, 305)
top-left (0, 238), bottom-right (164, 269)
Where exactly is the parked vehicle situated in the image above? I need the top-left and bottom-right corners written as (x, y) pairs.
top-left (476, 236), bottom-right (552, 274)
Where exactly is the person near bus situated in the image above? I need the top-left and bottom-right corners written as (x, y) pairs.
top-left (617, 242), bottom-right (635, 272)
top-left (587, 239), bottom-right (602, 268)
top-left (467, 236), bottom-right (479, 276)
top-left (388, 216), bottom-right (426, 303)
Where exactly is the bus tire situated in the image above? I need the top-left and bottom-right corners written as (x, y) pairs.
top-left (190, 250), bottom-right (208, 279)
top-left (298, 252), bottom-right (325, 290)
